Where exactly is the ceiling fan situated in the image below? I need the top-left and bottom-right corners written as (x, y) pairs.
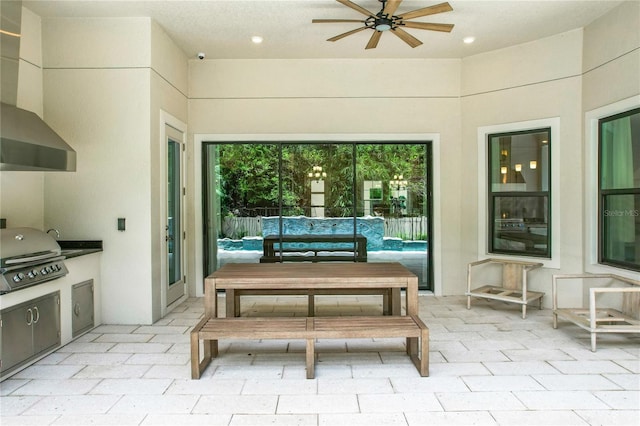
top-left (313, 0), bottom-right (454, 49)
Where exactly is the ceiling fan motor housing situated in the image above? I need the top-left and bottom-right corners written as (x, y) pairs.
top-left (366, 14), bottom-right (394, 31)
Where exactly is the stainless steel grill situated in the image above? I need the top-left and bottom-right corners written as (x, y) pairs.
top-left (0, 228), bottom-right (68, 294)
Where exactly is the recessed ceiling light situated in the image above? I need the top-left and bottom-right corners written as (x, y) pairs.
top-left (251, 36), bottom-right (263, 44)
top-left (463, 36), bottom-right (475, 44)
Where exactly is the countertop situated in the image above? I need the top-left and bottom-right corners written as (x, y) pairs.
top-left (58, 240), bottom-right (103, 259)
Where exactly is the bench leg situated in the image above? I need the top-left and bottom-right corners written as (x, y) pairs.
top-left (419, 326), bottom-right (429, 376)
top-left (306, 338), bottom-right (315, 379)
top-left (232, 290), bottom-right (242, 317)
top-left (190, 330), bottom-right (201, 379)
top-left (191, 332), bottom-right (218, 380)
top-left (191, 316), bottom-right (219, 380)
top-left (406, 335), bottom-right (419, 357)
top-left (407, 335), bottom-right (429, 377)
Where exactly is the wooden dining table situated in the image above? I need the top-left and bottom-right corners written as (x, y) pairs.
top-left (204, 262), bottom-right (419, 319)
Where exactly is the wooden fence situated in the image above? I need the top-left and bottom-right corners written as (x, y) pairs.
top-left (220, 216), bottom-right (428, 241)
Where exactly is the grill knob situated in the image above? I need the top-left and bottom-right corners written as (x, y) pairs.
top-left (27, 269), bottom-right (38, 279)
top-left (13, 272), bottom-right (25, 282)
top-left (40, 267), bottom-right (48, 275)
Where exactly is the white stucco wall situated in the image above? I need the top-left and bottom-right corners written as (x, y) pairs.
top-left (582, 0), bottom-right (640, 110)
top-left (188, 58), bottom-right (463, 294)
top-left (460, 29), bottom-right (585, 299)
top-left (41, 18), bottom-right (152, 324)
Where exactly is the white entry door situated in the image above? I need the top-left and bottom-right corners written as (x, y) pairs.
top-left (166, 124), bottom-right (185, 306)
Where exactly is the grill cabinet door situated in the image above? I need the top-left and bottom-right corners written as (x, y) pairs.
top-left (1, 302), bottom-right (34, 374)
top-left (72, 280), bottom-right (94, 337)
top-left (31, 292), bottom-right (61, 356)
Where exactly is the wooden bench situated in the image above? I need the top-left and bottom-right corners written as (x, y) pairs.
top-left (552, 273), bottom-right (640, 351)
top-left (260, 234), bottom-right (367, 263)
top-left (466, 258), bottom-right (544, 319)
top-left (190, 315), bottom-right (429, 379)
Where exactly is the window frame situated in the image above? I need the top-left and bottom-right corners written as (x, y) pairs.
top-left (585, 96), bottom-right (639, 280)
top-left (487, 127), bottom-right (552, 258)
top-left (477, 118), bottom-right (560, 268)
top-left (194, 133), bottom-right (443, 298)
top-left (597, 107), bottom-right (640, 272)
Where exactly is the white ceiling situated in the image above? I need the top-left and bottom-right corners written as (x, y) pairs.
top-left (23, 0), bottom-right (624, 60)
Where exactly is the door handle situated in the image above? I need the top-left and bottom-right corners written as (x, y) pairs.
top-left (26, 308), bottom-right (33, 325)
top-left (74, 303), bottom-right (80, 316)
top-left (33, 306), bottom-right (40, 323)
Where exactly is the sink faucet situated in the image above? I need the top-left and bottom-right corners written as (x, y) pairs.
top-left (47, 228), bottom-right (60, 239)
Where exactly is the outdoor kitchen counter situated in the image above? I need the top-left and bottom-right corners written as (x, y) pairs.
top-left (0, 250), bottom-right (102, 380)
top-left (58, 240), bottom-right (103, 258)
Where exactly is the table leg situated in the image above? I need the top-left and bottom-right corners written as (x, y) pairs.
top-left (306, 338), bottom-right (315, 379)
top-left (406, 276), bottom-right (418, 316)
top-left (391, 288), bottom-right (401, 315)
top-left (225, 289), bottom-right (237, 317)
top-left (204, 278), bottom-right (216, 318)
top-left (308, 293), bottom-right (315, 316)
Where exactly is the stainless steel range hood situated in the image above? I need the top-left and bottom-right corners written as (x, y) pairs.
top-left (0, 1), bottom-right (76, 171)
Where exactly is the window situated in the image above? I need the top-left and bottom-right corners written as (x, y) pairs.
top-left (488, 128), bottom-right (551, 257)
top-left (599, 108), bottom-right (640, 271)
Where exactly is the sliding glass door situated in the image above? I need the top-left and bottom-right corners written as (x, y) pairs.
top-left (203, 141), bottom-right (433, 290)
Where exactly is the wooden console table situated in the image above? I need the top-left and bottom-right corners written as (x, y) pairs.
top-left (466, 258), bottom-right (544, 319)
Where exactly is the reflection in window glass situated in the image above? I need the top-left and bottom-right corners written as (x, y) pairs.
top-left (599, 108), bottom-right (640, 271)
top-left (488, 128), bottom-right (551, 257)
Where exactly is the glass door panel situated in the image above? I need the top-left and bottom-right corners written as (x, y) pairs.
top-left (356, 143), bottom-right (431, 289)
top-left (204, 143), bottom-right (279, 273)
top-left (166, 125), bottom-right (184, 306)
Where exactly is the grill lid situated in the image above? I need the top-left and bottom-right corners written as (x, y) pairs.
top-left (0, 228), bottom-right (67, 294)
top-left (0, 227), bottom-right (61, 262)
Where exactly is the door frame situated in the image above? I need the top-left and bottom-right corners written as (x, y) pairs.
top-left (160, 112), bottom-right (187, 316)
top-left (193, 133), bottom-right (443, 298)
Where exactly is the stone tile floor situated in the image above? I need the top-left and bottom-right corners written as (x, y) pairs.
top-left (1, 294), bottom-right (638, 425)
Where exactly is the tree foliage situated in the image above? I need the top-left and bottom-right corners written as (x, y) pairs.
top-left (216, 142), bottom-right (428, 218)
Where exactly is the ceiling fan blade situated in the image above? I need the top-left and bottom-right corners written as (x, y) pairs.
top-left (391, 27), bottom-right (423, 48)
top-left (401, 21), bottom-right (454, 32)
top-left (327, 26), bottom-right (368, 42)
top-left (400, 2), bottom-right (453, 20)
top-left (365, 31), bottom-right (383, 50)
top-left (336, 0), bottom-right (376, 17)
top-left (312, 19), bottom-right (366, 23)
top-left (382, 0), bottom-right (403, 16)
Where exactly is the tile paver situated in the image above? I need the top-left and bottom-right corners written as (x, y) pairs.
top-left (0, 295), bottom-right (637, 425)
